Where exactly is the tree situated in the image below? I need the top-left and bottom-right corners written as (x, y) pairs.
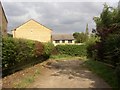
top-left (89, 2), bottom-right (120, 88)
top-left (73, 32), bottom-right (88, 43)
top-left (93, 3), bottom-right (120, 40)
top-left (73, 24), bottom-right (89, 43)
top-left (91, 2), bottom-right (120, 66)
top-left (118, 0), bottom-right (120, 9)
top-left (73, 32), bottom-right (81, 43)
top-left (85, 23), bottom-right (89, 35)
top-left (73, 32), bottom-right (80, 39)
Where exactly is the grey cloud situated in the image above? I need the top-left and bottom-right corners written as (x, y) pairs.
top-left (3, 2), bottom-right (28, 16)
top-left (2, 2), bottom-right (118, 34)
top-left (34, 2), bottom-right (104, 25)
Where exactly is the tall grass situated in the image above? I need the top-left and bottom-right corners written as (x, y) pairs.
top-left (84, 60), bottom-right (117, 88)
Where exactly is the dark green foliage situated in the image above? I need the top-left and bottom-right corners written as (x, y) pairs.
top-left (43, 42), bottom-right (54, 58)
top-left (55, 45), bottom-right (86, 56)
top-left (86, 44), bottom-right (96, 59)
top-left (2, 37), bottom-right (35, 68)
top-left (86, 35), bottom-right (99, 59)
top-left (2, 37), bottom-right (46, 76)
top-left (99, 15), bottom-right (120, 66)
top-left (73, 32), bottom-right (88, 43)
top-left (73, 24), bottom-right (89, 43)
top-left (86, 3), bottom-right (120, 88)
top-left (103, 34), bottom-right (120, 66)
top-left (88, 2), bottom-right (120, 88)
top-left (93, 3), bottom-right (119, 30)
top-left (115, 63), bottom-right (120, 88)
top-left (73, 32), bottom-right (81, 43)
top-left (90, 2), bottom-right (120, 67)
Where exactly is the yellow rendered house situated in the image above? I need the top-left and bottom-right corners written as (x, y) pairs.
top-left (12, 19), bottom-right (52, 42)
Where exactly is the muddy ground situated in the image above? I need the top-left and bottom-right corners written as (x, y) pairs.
top-left (2, 59), bottom-right (111, 88)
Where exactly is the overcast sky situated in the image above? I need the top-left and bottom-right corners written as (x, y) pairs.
top-left (2, 1), bottom-right (119, 34)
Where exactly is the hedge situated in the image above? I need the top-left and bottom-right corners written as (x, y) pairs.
top-left (55, 45), bottom-right (87, 56)
top-left (2, 37), bottom-right (87, 76)
top-left (2, 37), bottom-right (49, 76)
top-left (43, 42), bottom-right (54, 58)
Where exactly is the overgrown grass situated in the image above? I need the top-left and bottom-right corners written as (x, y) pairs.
top-left (84, 60), bottom-right (117, 88)
top-left (50, 54), bottom-right (87, 60)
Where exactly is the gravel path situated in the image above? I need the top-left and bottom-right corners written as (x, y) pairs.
top-left (28, 60), bottom-right (111, 88)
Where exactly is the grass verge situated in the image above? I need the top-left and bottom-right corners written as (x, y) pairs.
top-left (14, 76), bottom-right (35, 88)
top-left (84, 60), bottom-right (117, 88)
top-left (13, 69), bottom-right (40, 88)
top-left (50, 54), bottom-right (87, 60)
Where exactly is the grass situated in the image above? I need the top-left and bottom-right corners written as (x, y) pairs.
top-left (50, 54), bottom-right (87, 61)
top-left (84, 60), bottom-right (117, 88)
top-left (14, 76), bottom-right (35, 88)
top-left (14, 69), bottom-right (40, 88)
top-left (13, 54), bottom-right (118, 88)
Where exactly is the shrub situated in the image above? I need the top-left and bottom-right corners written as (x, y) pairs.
top-left (2, 37), bottom-right (36, 68)
top-left (55, 45), bottom-right (86, 56)
top-left (92, 3), bottom-right (120, 67)
top-left (51, 47), bottom-right (59, 55)
top-left (85, 35), bottom-right (99, 59)
top-left (2, 37), bottom-right (45, 76)
top-left (115, 63), bottom-right (120, 88)
top-left (43, 42), bottom-right (54, 58)
top-left (86, 44), bottom-right (96, 59)
top-left (34, 41), bottom-right (44, 57)
top-left (103, 34), bottom-right (120, 66)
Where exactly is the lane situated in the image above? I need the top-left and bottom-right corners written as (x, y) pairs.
top-left (28, 60), bottom-right (111, 88)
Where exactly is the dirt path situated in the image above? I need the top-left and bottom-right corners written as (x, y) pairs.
top-left (27, 60), bottom-right (111, 88)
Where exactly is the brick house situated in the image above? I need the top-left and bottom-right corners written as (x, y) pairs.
top-left (12, 19), bottom-right (52, 42)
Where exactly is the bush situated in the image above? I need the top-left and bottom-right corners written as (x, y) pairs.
top-left (103, 34), bottom-right (120, 66)
top-left (86, 44), bottom-right (96, 59)
top-left (2, 37), bottom-right (45, 76)
top-left (2, 38), bottom-right (34, 68)
top-left (115, 63), bottom-right (120, 88)
top-left (55, 45), bottom-right (86, 56)
top-left (86, 35), bottom-right (99, 59)
top-left (34, 41), bottom-right (44, 57)
top-left (43, 42), bottom-right (54, 58)
top-left (92, 3), bottom-right (120, 67)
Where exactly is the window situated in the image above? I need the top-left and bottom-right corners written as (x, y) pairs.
top-left (68, 40), bottom-right (72, 43)
top-left (55, 40), bottom-right (60, 43)
top-left (62, 40), bottom-right (65, 43)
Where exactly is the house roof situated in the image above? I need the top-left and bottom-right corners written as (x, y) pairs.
top-left (52, 34), bottom-right (74, 40)
top-left (13, 19), bottom-right (52, 31)
top-left (0, 1), bottom-right (8, 23)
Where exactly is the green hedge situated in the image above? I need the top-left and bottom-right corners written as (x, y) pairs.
top-left (43, 42), bottom-right (54, 58)
top-left (55, 45), bottom-right (86, 56)
top-left (2, 37), bottom-right (47, 76)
